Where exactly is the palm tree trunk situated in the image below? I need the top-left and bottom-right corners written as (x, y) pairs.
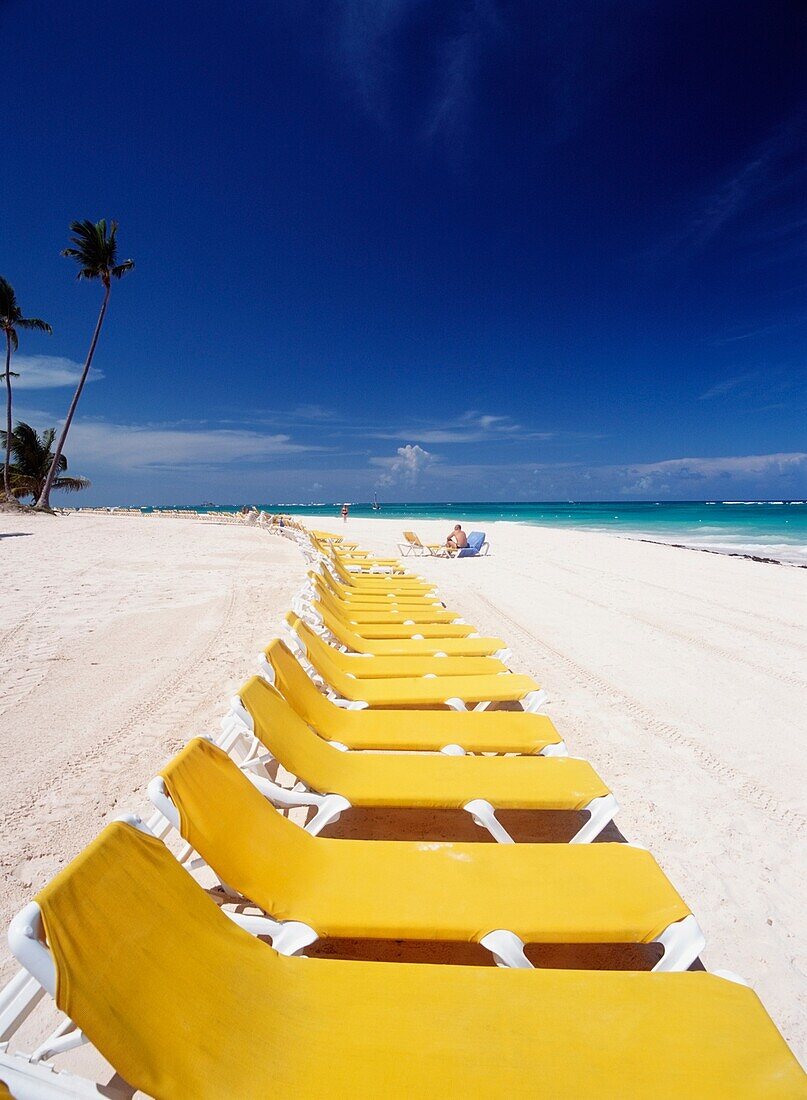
top-left (3, 334), bottom-right (12, 500)
top-left (35, 285), bottom-right (110, 510)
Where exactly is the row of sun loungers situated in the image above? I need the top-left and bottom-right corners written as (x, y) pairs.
top-left (0, 528), bottom-right (802, 1096)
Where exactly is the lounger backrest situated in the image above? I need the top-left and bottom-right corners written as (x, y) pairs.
top-left (457, 531), bottom-right (486, 558)
top-left (313, 577), bottom-right (352, 616)
top-left (265, 638), bottom-right (340, 729)
top-left (315, 603), bottom-right (360, 647)
top-left (239, 674), bottom-right (348, 789)
top-left (287, 615), bottom-right (350, 690)
top-left (160, 738), bottom-right (313, 913)
top-left (35, 820), bottom-right (281, 1099)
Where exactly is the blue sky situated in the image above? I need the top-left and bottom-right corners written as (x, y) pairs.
top-left (1, 0), bottom-right (805, 504)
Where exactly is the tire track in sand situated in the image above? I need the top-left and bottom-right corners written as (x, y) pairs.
top-left (466, 588), bottom-right (806, 836)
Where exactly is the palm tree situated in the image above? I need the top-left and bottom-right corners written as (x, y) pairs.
top-left (0, 278), bottom-right (52, 505)
top-left (35, 220), bottom-right (133, 511)
top-left (0, 422), bottom-right (90, 502)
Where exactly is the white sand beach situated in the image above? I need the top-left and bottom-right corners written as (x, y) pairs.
top-left (0, 510), bottom-right (805, 1068)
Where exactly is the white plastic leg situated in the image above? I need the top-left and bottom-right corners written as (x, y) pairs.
top-left (463, 799), bottom-right (515, 843)
top-left (651, 915), bottom-right (706, 972)
top-left (270, 921), bottom-right (319, 957)
top-left (444, 697), bottom-right (468, 711)
top-left (493, 648), bottom-right (513, 663)
top-left (472, 700), bottom-right (491, 712)
top-left (479, 929), bottom-right (533, 968)
top-left (0, 970), bottom-right (45, 1043)
top-left (570, 793), bottom-right (619, 843)
top-left (440, 744), bottom-right (466, 755)
top-left (522, 688), bottom-right (549, 713)
top-left (540, 740), bottom-right (569, 757)
top-left (305, 794), bottom-right (353, 835)
top-left (31, 1021), bottom-right (88, 1064)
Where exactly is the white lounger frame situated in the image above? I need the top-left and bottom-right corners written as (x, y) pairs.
top-left (224, 686), bottom-right (617, 845)
top-left (147, 772), bottom-right (705, 973)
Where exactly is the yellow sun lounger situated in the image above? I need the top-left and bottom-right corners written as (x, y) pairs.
top-left (152, 737), bottom-right (703, 969)
top-left (313, 583), bottom-right (476, 637)
top-left (312, 577), bottom-right (463, 626)
top-left (224, 674), bottom-right (616, 841)
top-left (317, 571), bottom-right (444, 606)
top-left (278, 626), bottom-right (544, 711)
top-left (306, 599), bottom-right (510, 658)
top-left (264, 638), bottom-right (564, 754)
top-left (5, 821), bottom-right (803, 1098)
top-left (327, 553), bottom-right (431, 589)
top-left (398, 530), bottom-right (444, 556)
top-left (317, 565), bottom-right (439, 602)
top-left (285, 613), bottom-right (510, 679)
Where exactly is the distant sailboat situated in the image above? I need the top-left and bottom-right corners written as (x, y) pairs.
top-left (372, 492), bottom-right (381, 511)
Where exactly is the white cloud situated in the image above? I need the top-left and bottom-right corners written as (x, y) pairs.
top-left (370, 411), bottom-right (553, 445)
top-left (66, 420), bottom-right (318, 471)
top-left (373, 443), bottom-right (435, 485)
top-left (614, 452), bottom-right (807, 495)
top-left (11, 355), bottom-right (103, 390)
top-left (698, 373), bottom-right (758, 400)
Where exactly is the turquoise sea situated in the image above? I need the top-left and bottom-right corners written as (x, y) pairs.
top-left (145, 501), bottom-right (807, 566)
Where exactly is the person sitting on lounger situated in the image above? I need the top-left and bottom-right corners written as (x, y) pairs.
top-left (446, 524), bottom-right (468, 550)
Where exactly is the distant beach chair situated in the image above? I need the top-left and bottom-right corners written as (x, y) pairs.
top-left (4, 820), bottom-right (802, 1098)
top-left (455, 530), bottom-right (489, 558)
top-left (222, 673), bottom-right (614, 842)
top-left (399, 530), bottom-right (443, 556)
top-left (150, 736), bottom-right (703, 970)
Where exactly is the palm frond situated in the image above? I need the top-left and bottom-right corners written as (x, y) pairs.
top-left (0, 276), bottom-right (17, 318)
top-left (53, 475), bottom-right (91, 493)
top-left (112, 259), bottom-right (135, 279)
top-left (8, 330), bottom-right (18, 352)
top-left (16, 317), bottom-right (52, 334)
top-left (61, 218), bottom-right (132, 285)
top-left (2, 421), bottom-right (86, 499)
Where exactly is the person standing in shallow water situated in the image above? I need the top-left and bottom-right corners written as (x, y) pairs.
top-left (341, 503), bottom-right (349, 523)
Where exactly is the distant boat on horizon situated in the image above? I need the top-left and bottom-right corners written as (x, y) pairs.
top-left (372, 492), bottom-right (381, 511)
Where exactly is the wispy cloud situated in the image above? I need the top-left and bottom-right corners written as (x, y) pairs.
top-left (369, 410), bottom-right (554, 444)
top-left (332, 0), bottom-right (501, 143)
top-left (698, 373), bottom-right (758, 401)
top-left (11, 355), bottom-right (103, 390)
top-left (66, 420), bottom-right (319, 472)
top-left (661, 110), bottom-right (807, 259)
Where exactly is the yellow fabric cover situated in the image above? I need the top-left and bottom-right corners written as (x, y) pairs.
top-left (329, 555), bottom-right (430, 588)
top-left (267, 639), bottom-right (560, 753)
top-left (318, 589), bottom-right (460, 623)
top-left (316, 585), bottom-right (474, 638)
top-left (288, 635), bottom-right (541, 706)
top-left (36, 822), bottom-right (805, 1099)
top-left (240, 674), bottom-right (607, 808)
top-left (288, 614), bottom-right (508, 679)
top-left (162, 738), bottom-right (690, 944)
top-left (319, 570), bottom-right (440, 605)
top-left (316, 602), bottom-right (507, 656)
